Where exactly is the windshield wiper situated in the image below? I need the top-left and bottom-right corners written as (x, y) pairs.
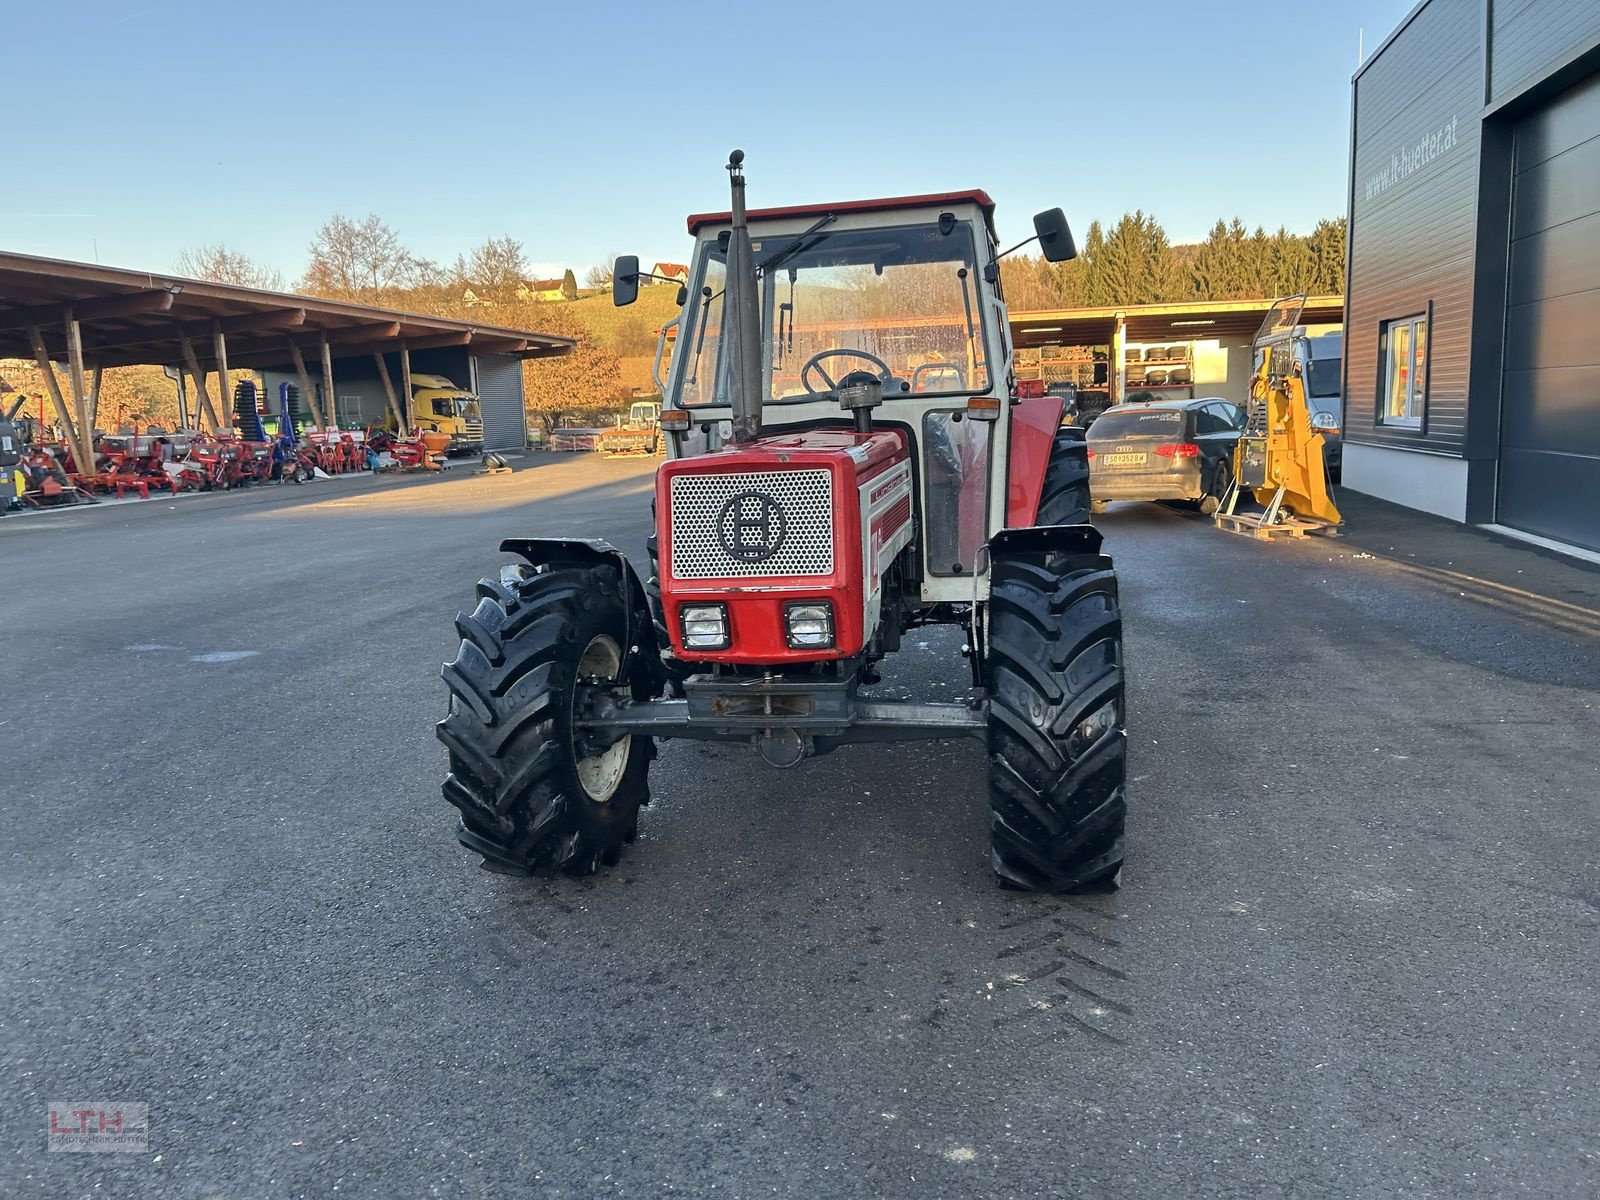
top-left (957, 266), bottom-right (980, 373)
top-left (756, 213), bottom-right (836, 277)
top-left (689, 286), bottom-right (714, 387)
top-left (696, 215), bottom-right (839, 312)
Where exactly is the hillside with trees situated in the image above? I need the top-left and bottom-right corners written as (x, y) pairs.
top-left (1, 208), bottom-right (1347, 434)
top-left (998, 214), bottom-right (1346, 311)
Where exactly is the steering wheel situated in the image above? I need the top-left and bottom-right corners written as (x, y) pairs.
top-left (800, 349), bottom-right (894, 396)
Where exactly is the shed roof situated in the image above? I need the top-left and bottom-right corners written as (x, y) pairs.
top-left (0, 250), bottom-right (575, 371)
top-left (1010, 295), bottom-right (1345, 348)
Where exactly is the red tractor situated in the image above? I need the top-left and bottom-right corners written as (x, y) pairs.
top-left (438, 153), bottom-right (1126, 892)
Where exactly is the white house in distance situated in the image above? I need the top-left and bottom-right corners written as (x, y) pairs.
top-left (651, 262), bottom-right (689, 287)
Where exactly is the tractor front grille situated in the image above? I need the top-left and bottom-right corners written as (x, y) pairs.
top-left (669, 468), bottom-right (834, 579)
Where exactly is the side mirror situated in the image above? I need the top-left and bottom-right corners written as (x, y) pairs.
top-left (1033, 208), bottom-right (1076, 263)
top-left (612, 255), bottom-right (640, 307)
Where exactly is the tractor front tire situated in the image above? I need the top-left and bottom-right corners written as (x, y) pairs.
top-left (986, 551), bottom-right (1127, 892)
top-left (437, 561), bottom-right (655, 876)
top-left (1036, 429), bottom-right (1093, 526)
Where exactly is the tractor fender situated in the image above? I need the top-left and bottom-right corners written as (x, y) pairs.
top-left (987, 523), bottom-right (1104, 562)
top-left (979, 524), bottom-right (1113, 681)
top-left (1004, 393), bottom-right (1067, 525)
top-left (499, 538), bottom-right (661, 683)
top-left (500, 536), bottom-right (650, 607)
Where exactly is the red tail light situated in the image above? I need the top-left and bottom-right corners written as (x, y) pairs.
top-left (1155, 443), bottom-right (1201, 458)
top-left (1085, 446), bottom-right (1096, 458)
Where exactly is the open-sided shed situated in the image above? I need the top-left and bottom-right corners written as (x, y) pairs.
top-left (0, 250), bottom-right (574, 464)
top-left (1009, 295), bottom-right (1345, 404)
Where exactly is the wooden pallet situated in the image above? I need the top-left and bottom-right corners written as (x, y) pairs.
top-left (1214, 510), bottom-right (1339, 539)
top-left (1214, 483), bottom-right (1341, 540)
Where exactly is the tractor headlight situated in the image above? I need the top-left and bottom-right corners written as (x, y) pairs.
top-left (680, 604), bottom-right (730, 650)
top-left (784, 602), bottom-right (835, 649)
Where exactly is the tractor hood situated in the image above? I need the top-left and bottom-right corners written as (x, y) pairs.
top-left (654, 427), bottom-right (914, 665)
top-left (704, 427), bottom-right (906, 468)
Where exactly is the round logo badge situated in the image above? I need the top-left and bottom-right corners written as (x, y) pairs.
top-left (716, 491), bottom-right (787, 563)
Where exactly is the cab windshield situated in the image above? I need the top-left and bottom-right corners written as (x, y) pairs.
top-left (677, 220), bottom-right (990, 407)
top-left (1305, 357), bottom-right (1341, 398)
top-left (428, 398), bottom-right (480, 420)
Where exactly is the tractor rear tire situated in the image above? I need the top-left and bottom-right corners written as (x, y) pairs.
top-left (437, 561), bottom-right (655, 876)
top-left (1036, 430), bottom-right (1093, 526)
top-left (986, 551), bottom-right (1127, 892)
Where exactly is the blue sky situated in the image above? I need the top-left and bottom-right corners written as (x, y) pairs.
top-left (7, 0), bottom-right (1417, 282)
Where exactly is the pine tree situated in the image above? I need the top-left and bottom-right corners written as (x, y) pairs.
top-left (1268, 226), bottom-right (1318, 295)
top-left (1191, 219), bottom-right (1247, 301)
top-left (1087, 212), bottom-right (1183, 305)
top-left (1238, 224), bottom-right (1274, 298)
top-left (1307, 217), bottom-right (1347, 294)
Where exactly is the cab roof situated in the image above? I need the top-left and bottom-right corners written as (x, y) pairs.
top-left (687, 190), bottom-right (997, 238)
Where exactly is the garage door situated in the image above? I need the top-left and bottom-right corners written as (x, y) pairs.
top-left (1499, 72), bottom-right (1600, 552)
top-left (473, 354), bottom-right (526, 451)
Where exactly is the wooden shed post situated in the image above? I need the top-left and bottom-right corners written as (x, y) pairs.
top-left (88, 364), bottom-right (104, 429)
top-left (1111, 312), bottom-right (1127, 404)
top-left (399, 341), bottom-right (413, 437)
top-left (212, 320), bottom-right (232, 434)
top-left (63, 311), bottom-right (98, 475)
top-left (178, 333), bottom-right (221, 431)
top-left (372, 351), bottom-right (405, 432)
top-left (25, 325), bottom-right (84, 468)
top-left (320, 335), bottom-right (337, 431)
top-left (285, 339), bottom-right (326, 427)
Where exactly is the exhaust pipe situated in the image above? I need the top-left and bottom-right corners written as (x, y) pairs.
top-left (724, 150), bottom-right (763, 444)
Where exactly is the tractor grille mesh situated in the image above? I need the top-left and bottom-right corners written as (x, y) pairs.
top-left (669, 469), bottom-right (834, 579)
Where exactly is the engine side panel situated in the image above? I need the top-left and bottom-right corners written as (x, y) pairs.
top-left (859, 459), bottom-right (914, 639)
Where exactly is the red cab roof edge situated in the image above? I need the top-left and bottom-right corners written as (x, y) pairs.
top-left (686, 190), bottom-right (996, 235)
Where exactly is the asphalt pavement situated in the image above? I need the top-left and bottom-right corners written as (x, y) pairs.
top-left (2, 457), bottom-right (1597, 1199)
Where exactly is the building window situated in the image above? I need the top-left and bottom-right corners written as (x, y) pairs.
top-left (1379, 313), bottom-right (1428, 428)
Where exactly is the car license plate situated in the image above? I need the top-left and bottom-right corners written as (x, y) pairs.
top-left (1101, 452), bottom-right (1146, 467)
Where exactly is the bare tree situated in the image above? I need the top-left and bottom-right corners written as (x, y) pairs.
top-left (456, 235), bottom-right (529, 292)
top-left (584, 254), bottom-right (620, 291)
top-left (174, 244), bottom-right (284, 290)
top-left (301, 213), bottom-right (421, 302)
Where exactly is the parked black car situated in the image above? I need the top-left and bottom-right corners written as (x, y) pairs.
top-left (1086, 397), bottom-right (1244, 514)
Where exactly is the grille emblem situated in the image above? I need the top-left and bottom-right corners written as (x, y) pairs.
top-left (717, 491), bottom-right (787, 562)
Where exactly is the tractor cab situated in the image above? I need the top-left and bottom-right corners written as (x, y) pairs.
top-left (619, 183), bottom-right (1074, 603)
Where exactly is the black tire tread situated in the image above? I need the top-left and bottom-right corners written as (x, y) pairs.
top-left (437, 562), bottom-right (652, 875)
top-left (1036, 431), bottom-right (1093, 526)
top-left (986, 553), bottom-right (1127, 892)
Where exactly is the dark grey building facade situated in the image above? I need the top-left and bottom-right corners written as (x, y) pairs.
top-left (1345, 0), bottom-right (1600, 554)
